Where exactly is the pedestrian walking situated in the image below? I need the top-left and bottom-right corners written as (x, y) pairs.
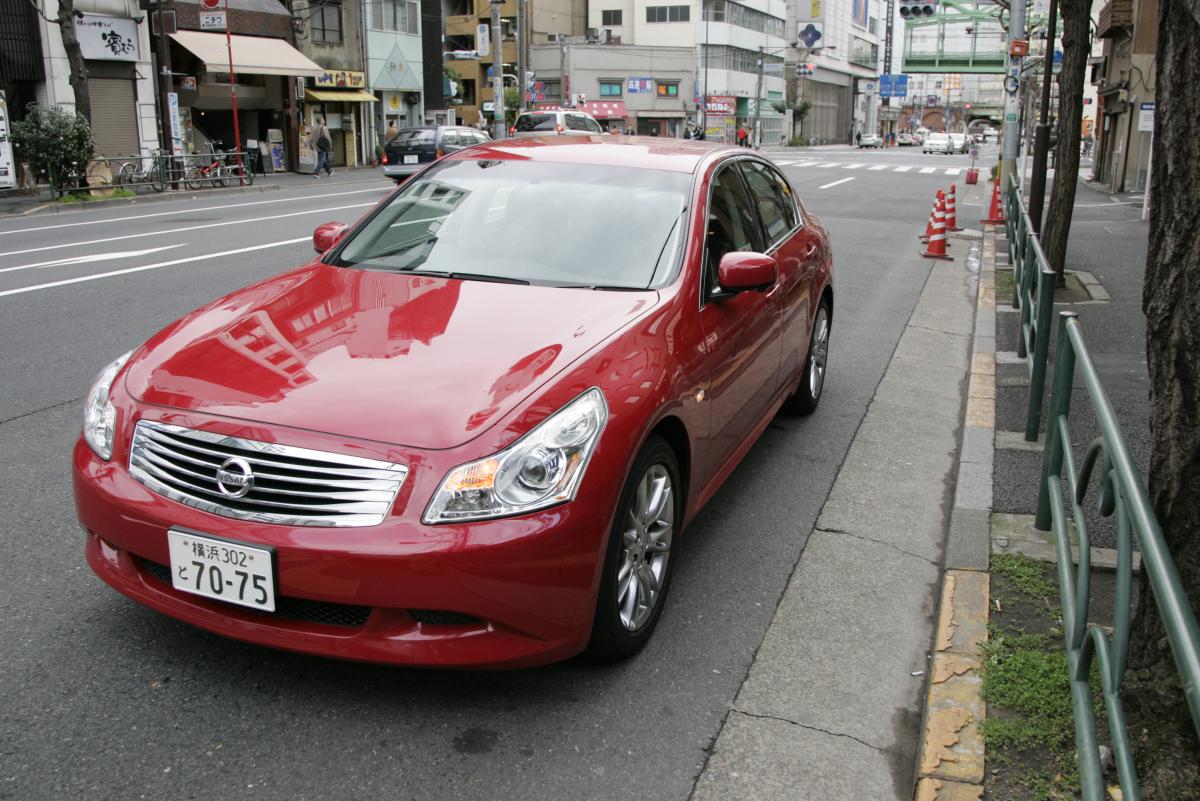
top-left (736, 125), bottom-right (748, 147)
top-left (311, 117), bottom-right (334, 178)
top-left (384, 121), bottom-right (399, 144)
top-left (855, 131), bottom-right (862, 147)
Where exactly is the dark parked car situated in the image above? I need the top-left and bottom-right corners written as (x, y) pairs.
top-left (381, 125), bottom-right (490, 182)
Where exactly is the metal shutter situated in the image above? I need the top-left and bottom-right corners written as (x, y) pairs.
top-left (89, 78), bottom-right (139, 157)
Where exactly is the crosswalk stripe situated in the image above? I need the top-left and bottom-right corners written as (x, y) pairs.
top-left (775, 160), bottom-right (798, 166)
top-left (843, 163), bottom-right (864, 169)
top-left (894, 166), bottom-right (912, 173)
top-left (945, 168), bottom-right (962, 175)
top-left (919, 167), bottom-right (937, 174)
top-left (816, 162), bottom-right (841, 168)
top-left (869, 164), bottom-right (888, 171)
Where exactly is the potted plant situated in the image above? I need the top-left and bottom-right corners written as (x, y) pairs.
top-left (373, 143), bottom-right (384, 167)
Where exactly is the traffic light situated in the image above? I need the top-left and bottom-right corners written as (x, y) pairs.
top-left (899, 0), bottom-right (937, 18)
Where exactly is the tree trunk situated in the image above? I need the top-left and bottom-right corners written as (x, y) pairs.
top-left (57, 0), bottom-right (90, 121)
top-left (1039, 0), bottom-right (1090, 281)
top-left (1132, 6), bottom-right (1200, 800)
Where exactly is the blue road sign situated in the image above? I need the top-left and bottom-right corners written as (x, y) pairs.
top-left (879, 74), bottom-right (909, 98)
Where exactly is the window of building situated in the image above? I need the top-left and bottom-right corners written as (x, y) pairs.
top-left (646, 5), bottom-right (690, 22)
top-left (656, 81), bottom-right (679, 97)
top-left (700, 45), bottom-right (784, 76)
top-left (601, 9), bottom-right (622, 25)
top-left (372, 0), bottom-right (419, 34)
top-left (701, 0), bottom-right (784, 37)
top-left (542, 79), bottom-right (562, 99)
top-left (599, 80), bottom-right (622, 97)
top-left (311, 1), bottom-right (342, 43)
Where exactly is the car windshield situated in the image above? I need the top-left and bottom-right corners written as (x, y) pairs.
top-left (928, 134), bottom-right (949, 141)
top-left (515, 114), bottom-right (556, 132)
top-left (391, 129), bottom-right (435, 144)
top-left (333, 159), bottom-right (690, 289)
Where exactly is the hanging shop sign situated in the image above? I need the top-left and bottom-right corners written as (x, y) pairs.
top-left (77, 14), bottom-right (139, 61)
top-left (314, 71), bottom-right (367, 90)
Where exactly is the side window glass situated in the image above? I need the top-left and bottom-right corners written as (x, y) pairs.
top-left (704, 164), bottom-right (763, 295)
top-left (565, 114), bottom-right (590, 131)
top-left (442, 131), bottom-right (462, 149)
top-left (586, 118), bottom-right (602, 133)
top-left (741, 161), bottom-right (799, 246)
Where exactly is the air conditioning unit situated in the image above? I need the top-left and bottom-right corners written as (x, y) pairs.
top-left (586, 27), bottom-right (599, 42)
top-left (603, 28), bottom-right (613, 42)
top-left (546, 32), bottom-right (560, 42)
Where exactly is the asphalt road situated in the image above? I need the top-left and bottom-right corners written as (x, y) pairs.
top-left (0, 146), bottom-right (983, 801)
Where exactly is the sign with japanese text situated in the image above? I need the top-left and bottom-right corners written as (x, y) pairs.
top-left (168, 92), bottom-right (183, 155)
top-left (626, 77), bottom-right (654, 94)
top-left (705, 95), bottom-right (736, 116)
top-left (476, 24), bottom-right (490, 57)
top-left (314, 71), bottom-right (367, 90)
top-left (878, 74), bottom-right (908, 97)
top-left (0, 91), bottom-right (14, 190)
top-left (77, 14), bottom-right (139, 61)
top-left (199, 11), bottom-right (226, 30)
top-left (1137, 102), bottom-right (1154, 132)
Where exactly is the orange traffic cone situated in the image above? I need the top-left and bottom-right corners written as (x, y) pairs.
top-left (920, 198), bottom-right (936, 242)
top-left (921, 195), bottom-right (953, 261)
top-left (945, 183), bottom-right (961, 231)
top-left (981, 174), bottom-right (1005, 224)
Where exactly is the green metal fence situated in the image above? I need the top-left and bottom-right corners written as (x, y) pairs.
top-left (1033, 310), bottom-right (1200, 801)
top-left (1004, 174), bottom-right (1057, 441)
top-left (50, 152), bottom-right (255, 199)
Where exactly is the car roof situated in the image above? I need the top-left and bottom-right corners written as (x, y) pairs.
top-left (443, 136), bottom-right (740, 173)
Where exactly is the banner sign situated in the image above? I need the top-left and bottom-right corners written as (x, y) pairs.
top-left (705, 95), bottom-right (736, 116)
top-left (0, 91), bottom-right (14, 190)
top-left (314, 71), bottom-right (367, 89)
top-left (626, 77), bottom-right (654, 94)
top-left (168, 92), bottom-right (184, 155)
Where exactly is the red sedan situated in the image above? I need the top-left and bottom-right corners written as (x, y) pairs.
top-left (74, 137), bottom-right (834, 668)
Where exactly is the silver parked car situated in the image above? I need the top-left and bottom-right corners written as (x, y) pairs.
top-left (511, 109), bottom-right (604, 137)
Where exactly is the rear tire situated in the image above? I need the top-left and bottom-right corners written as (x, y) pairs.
top-left (782, 299), bottom-right (831, 416)
top-left (184, 167), bottom-right (203, 191)
top-left (585, 436), bottom-right (681, 661)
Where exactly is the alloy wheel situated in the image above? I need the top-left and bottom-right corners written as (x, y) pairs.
top-left (617, 464), bottom-right (674, 632)
top-left (809, 305), bottom-right (830, 400)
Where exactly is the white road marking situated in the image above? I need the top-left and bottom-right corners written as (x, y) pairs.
top-left (0, 244), bottom-right (186, 275)
top-left (869, 164), bottom-right (888, 171)
top-left (774, 160), bottom-right (798, 166)
top-left (945, 168), bottom-right (962, 175)
top-left (818, 177), bottom-right (856, 189)
top-left (0, 202), bottom-right (376, 259)
top-left (0, 236), bottom-right (311, 299)
top-left (842, 163), bottom-right (864, 170)
top-left (919, 167), bottom-right (937, 174)
top-left (894, 166), bottom-right (913, 173)
top-left (0, 187), bottom-right (387, 237)
top-left (816, 162), bottom-right (841, 168)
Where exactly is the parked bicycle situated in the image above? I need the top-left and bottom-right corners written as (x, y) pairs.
top-left (185, 142), bottom-right (230, 189)
top-left (116, 150), bottom-right (166, 192)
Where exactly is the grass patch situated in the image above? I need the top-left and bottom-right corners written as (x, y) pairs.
top-left (58, 188), bottom-right (135, 203)
top-left (995, 268), bottom-right (1015, 303)
top-left (992, 552), bottom-right (1057, 600)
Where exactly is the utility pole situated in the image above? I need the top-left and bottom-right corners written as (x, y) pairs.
top-left (753, 45), bottom-right (764, 147)
top-left (1000, 0), bottom-right (1025, 185)
top-left (222, 0), bottom-right (244, 184)
top-left (1027, 0), bottom-right (1057, 232)
top-left (516, 0), bottom-right (527, 114)
top-left (490, 0), bottom-right (505, 138)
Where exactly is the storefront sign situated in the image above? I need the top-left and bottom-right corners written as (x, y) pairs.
top-left (167, 92), bottom-right (183, 155)
top-left (0, 91), bottom-right (14, 190)
top-left (626, 77), bottom-right (653, 94)
top-left (1137, 102), bottom-right (1154, 132)
top-left (179, 76), bottom-right (197, 90)
top-left (199, 11), bottom-right (226, 30)
top-left (314, 71), bottom-right (366, 90)
top-left (476, 24), bottom-right (490, 57)
top-left (77, 14), bottom-right (139, 61)
top-left (705, 95), bottom-right (736, 116)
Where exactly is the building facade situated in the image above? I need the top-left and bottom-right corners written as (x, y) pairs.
top-left (366, 0), bottom-right (427, 144)
top-left (1090, 0), bottom-right (1156, 193)
top-left (788, 0), bottom-right (880, 144)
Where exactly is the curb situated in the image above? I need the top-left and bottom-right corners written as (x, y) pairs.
top-left (913, 215), bottom-right (998, 801)
top-left (2, 182), bottom-right (282, 217)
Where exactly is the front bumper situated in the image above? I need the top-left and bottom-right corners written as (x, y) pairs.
top-left (74, 416), bottom-right (618, 668)
top-left (381, 163), bottom-right (423, 179)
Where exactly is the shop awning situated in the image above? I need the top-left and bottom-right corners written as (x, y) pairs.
top-left (581, 101), bottom-right (628, 119)
top-left (170, 31), bottom-right (324, 77)
top-left (305, 89), bottom-right (377, 102)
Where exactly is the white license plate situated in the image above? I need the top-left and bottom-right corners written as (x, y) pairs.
top-left (403, 155), bottom-right (418, 164)
top-left (167, 529), bottom-right (276, 612)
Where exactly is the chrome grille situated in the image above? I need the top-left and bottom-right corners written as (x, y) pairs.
top-left (129, 421), bottom-right (407, 527)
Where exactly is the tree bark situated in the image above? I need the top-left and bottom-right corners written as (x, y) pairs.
top-left (1132, 5), bottom-right (1200, 800)
top-left (1039, 0), bottom-right (1090, 280)
top-left (56, 0), bottom-right (90, 120)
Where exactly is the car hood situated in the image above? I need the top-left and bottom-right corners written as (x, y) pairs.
top-left (124, 264), bottom-right (659, 450)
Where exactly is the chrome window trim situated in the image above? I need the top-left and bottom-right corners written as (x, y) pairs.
top-left (129, 421), bottom-right (408, 528)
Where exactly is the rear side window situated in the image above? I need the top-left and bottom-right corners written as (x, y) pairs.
top-left (564, 114), bottom-right (591, 131)
top-left (740, 161), bottom-right (799, 246)
top-left (585, 118), bottom-right (602, 133)
top-left (515, 114), bottom-right (556, 132)
top-left (441, 130), bottom-right (462, 147)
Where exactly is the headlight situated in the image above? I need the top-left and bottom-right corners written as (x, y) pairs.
top-left (423, 388), bottom-right (608, 524)
top-left (83, 351), bottom-right (132, 460)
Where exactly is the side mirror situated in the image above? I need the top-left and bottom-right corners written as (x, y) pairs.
top-left (717, 252), bottom-right (777, 293)
top-left (313, 222), bottom-right (349, 254)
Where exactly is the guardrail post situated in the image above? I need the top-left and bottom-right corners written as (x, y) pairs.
top-left (1025, 266), bottom-right (1057, 441)
top-left (1036, 311), bottom-right (1079, 530)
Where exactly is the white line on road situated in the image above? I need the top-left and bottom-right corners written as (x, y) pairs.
top-left (818, 177), bottom-right (856, 190)
top-left (919, 167), bottom-right (937, 174)
top-left (0, 236), bottom-right (311, 299)
top-left (0, 243), bottom-right (186, 275)
top-left (945, 168), bottom-right (962, 175)
top-left (842, 163), bottom-right (864, 170)
top-left (0, 202), bottom-right (377, 259)
top-left (816, 162), bottom-right (841, 168)
top-left (869, 164), bottom-right (888, 171)
top-left (894, 166), bottom-right (913, 173)
top-left (0, 187), bottom-right (387, 237)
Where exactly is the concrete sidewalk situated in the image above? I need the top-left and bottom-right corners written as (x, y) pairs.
top-left (0, 166), bottom-right (384, 217)
top-left (692, 182), bottom-right (991, 801)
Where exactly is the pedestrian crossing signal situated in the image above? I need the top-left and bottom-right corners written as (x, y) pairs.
top-left (899, 0), bottom-right (937, 18)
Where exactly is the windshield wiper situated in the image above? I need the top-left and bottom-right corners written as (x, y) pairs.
top-left (403, 269), bottom-right (530, 285)
top-left (551, 282), bottom-right (648, 291)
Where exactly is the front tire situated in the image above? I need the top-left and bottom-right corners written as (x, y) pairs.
top-left (585, 436), bottom-right (681, 661)
top-left (782, 299), bottom-right (831, 415)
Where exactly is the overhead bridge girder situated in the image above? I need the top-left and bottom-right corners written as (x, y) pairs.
top-left (900, 0), bottom-right (1036, 74)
